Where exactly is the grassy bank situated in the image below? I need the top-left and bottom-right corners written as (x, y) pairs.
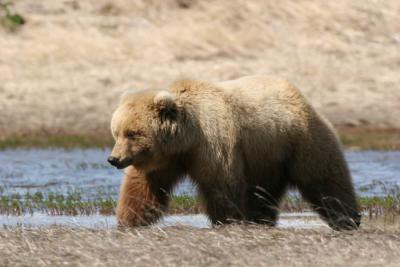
top-left (0, 128), bottom-right (399, 150)
top-left (0, 134), bottom-right (114, 150)
top-left (337, 127), bottom-right (400, 150)
top-left (1, 192), bottom-right (399, 220)
top-left (0, 192), bottom-right (202, 216)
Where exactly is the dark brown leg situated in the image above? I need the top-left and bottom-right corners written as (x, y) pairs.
top-left (292, 143), bottom-right (361, 230)
top-left (246, 179), bottom-right (289, 226)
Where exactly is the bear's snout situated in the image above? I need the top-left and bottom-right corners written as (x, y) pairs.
top-left (107, 156), bottom-right (133, 169)
top-left (107, 156), bottom-right (120, 167)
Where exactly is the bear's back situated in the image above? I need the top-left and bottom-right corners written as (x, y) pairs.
top-left (217, 75), bottom-right (303, 106)
top-left (217, 75), bottom-right (312, 130)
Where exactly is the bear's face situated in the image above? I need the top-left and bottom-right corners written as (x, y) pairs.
top-left (109, 96), bottom-right (155, 170)
top-left (108, 90), bottom-right (194, 171)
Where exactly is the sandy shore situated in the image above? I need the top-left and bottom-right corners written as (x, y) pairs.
top-left (0, 222), bottom-right (399, 267)
top-left (1, 0), bottom-right (400, 139)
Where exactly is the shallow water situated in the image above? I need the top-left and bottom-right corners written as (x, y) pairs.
top-left (0, 212), bottom-right (327, 229)
top-left (0, 149), bottom-right (399, 198)
top-left (0, 149), bottom-right (194, 199)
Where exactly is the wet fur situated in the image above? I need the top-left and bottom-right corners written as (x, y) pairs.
top-left (113, 75), bottom-right (361, 230)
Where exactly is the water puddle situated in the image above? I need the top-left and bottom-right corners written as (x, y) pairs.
top-left (0, 212), bottom-right (327, 229)
top-left (0, 149), bottom-right (399, 197)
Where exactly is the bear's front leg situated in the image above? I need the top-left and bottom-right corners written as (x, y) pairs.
top-left (116, 167), bottom-right (166, 227)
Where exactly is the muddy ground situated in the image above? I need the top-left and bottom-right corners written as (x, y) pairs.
top-left (1, 0), bottom-right (400, 139)
top-left (1, 222), bottom-right (399, 267)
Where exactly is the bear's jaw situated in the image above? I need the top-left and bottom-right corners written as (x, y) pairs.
top-left (130, 156), bottom-right (170, 174)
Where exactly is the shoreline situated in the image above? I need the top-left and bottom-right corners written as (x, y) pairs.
top-left (1, 194), bottom-right (399, 220)
top-left (1, 127), bottom-right (399, 150)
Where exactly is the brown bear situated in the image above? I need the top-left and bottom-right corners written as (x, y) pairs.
top-left (108, 75), bottom-right (361, 230)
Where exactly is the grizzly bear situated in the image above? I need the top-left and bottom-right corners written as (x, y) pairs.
top-left (108, 75), bottom-right (361, 230)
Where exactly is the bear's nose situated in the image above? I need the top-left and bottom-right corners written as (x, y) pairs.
top-left (107, 156), bottom-right (120, 166)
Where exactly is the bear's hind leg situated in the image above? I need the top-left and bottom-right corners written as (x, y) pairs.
top-left (296, 179), bottom-right (361, 230)
top-left (292, 149), bottom-right (361, 230)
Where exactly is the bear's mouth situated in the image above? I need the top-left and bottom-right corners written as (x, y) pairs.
top-left (110, 156), bottom-right (149, 170)
top-left (109, 157), bottom-right (133, 169)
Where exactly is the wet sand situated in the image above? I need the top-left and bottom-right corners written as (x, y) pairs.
top-left (0, 212), bottom-right (327, 230)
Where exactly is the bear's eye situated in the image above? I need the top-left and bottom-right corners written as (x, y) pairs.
top-left (126, 131), bottom-right (142, 140)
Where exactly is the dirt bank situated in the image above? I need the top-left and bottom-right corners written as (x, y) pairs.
top-left (1, 0), bottom-right (400, 138)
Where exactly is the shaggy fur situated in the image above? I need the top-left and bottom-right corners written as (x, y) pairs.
top-left (109, 75), bottom-right (361, 230)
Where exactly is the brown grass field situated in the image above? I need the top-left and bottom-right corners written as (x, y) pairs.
top-left (1, 221), bottom-right (400, 267)
top-left (1, 0), bottom-right (400, 140)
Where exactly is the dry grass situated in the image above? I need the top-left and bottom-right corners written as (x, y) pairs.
top-left (1, 0), bottom-right (400, 138)
top-left (338, 127), bottom-right (400, 150)
top-left (0, 222), bottom-right (399, 267)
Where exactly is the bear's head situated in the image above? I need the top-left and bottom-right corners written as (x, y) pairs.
top-left (108, 89), bottom-right (197, 171)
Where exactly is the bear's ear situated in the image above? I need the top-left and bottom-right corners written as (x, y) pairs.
top-left (153, 91), bottom-right (178, 122)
